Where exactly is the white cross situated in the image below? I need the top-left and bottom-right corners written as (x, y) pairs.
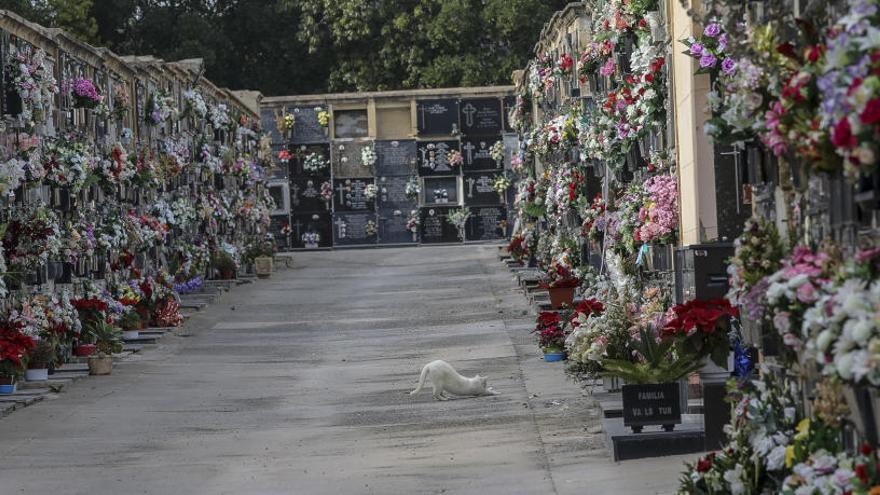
top-left (336, 182), bottom-right (348, 204)
top-left (462, 141), bottom-right (476, 165)
top-left (334, 217), bottom-right (347, 239)
top-left (466, 177), bottom-right (476, 198)
top-left (462, 103), bottom-right (477, 127)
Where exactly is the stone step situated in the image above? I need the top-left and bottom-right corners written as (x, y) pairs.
top-left (123, 334), bottom-right (159, 344)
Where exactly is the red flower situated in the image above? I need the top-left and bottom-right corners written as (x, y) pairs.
top-left (860, 98), bottom-right (880, 125)
top-left (537, 311), bottom-right (561, 327)
top-left (831, 118), bottom-right (857, 149)
top-left (651, 57), bottom-right (665, 73)
top-left (644, 73), bottom-right (654, 84)
top-left (663, 299), bottom-right (737, 338)
top-left (861, 442), bottom-right (873, 456)
top-left (572, 299), bottom-right (604, 322)
top-left (696, 453), bottom-right (714, 473)
top-left (806, 44), bottom-right (824, 63)
top-left (855, 463), bottom-right (868, 484)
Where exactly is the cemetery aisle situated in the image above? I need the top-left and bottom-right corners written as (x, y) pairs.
top-left (0, 246), bottom-right (687, 494)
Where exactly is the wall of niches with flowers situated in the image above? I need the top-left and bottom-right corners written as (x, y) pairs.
top-left (262, 92), bottom-right (517, 249)
top-left (511, 0), bottom-right (880, 490)
top-left (0, 14), bottom-right (276, 384)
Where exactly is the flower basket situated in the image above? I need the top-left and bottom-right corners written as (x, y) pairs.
top-left (547, 287), bottom-right (575, 309)
top-left (255, 256), bottom-right (273, 278)
top-left (88, 355), bottom-right (112, 375)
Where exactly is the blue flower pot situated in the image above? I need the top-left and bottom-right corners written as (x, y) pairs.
top-left (543, 352), bottom-right (565, 362)
top-left (0, 383), bottom-right (16, 394)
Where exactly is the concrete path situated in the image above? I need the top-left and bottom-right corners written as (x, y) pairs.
top-left (0, 245), bottom-right (692, 494)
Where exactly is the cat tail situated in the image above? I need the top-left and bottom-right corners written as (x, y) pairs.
top-left (409, 365), bottom-right (429, 395)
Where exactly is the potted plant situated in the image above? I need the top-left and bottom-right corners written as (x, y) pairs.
top-left (602, 327), bottom-right (704, 433)
top-left (533, 311), bottom-right (567, 361)
top-left (0, 326), bottom-right (35, 393)
top-left (249, 236), bottom-right (276, 279)
top-left (661, 298), bottom-right (738, 370)
top-left (211, 250), bottom-right (237, 280)
top-left (119, 310), bottom-right (142, 340)
top-left (539, 263), bottom-right (580, 309)
top-left (25, 339), bottom-right (56, 382)
top-left (86, 321), bottom-right (122, 375)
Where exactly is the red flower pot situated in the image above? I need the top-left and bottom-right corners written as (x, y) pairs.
top-left (73, 344), bottom-right (97, 357)
top-left (547, 287), bottom-right (575, 309)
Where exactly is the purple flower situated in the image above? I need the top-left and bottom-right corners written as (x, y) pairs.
top-left (689, 43), bottom-right (704, 57)
top-left (718, 33), bottom-right (728, 52)
top-left (703, 23), bottom-right (721, 38)
top-left (721, 58), bottom-right (737, 75)
top-left (699, 53), bottom-right (717, 69)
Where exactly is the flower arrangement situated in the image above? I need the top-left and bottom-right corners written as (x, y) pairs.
top-left (406, 210), bottom-right (420, 234)
top-left (765, 246), bottom-right (837, 350)
top-left (662, 298), bottom-right (738, 367)
top-left (68, 78), bottom-right (102, 109)
top-left (182, 89), bottom-right (208, 119)
top-left (445, 207), bottom-right (471, 241)
top-left (539, 260), bottom-right (580, 289)
top-left (320, 181), bottom-right (332, 203)
top-left (173, 276), bottom-right (203, 295)
top-left (0, 326), bottom-right (36, 381)
top-left (281, 113), bottom-right (295, 132)
top-left (507, 234), bottom-right (528, 262)
top-left (493, 175), bottom-right (511, 195)
top-left (146, 90), bottom-right (177, 125)
top-left (405, 176), bottom-right (421, 201)
top-left (41, 138), bottom-right (93, 192)
top-left (447, 149), bottom-right (464, 167)
top-left (637, 175), bottom-right (678, 244)
top-left (2, 207), bottom-right (62, 272)
top-left (302, 152), bottom-right (328, 173)
top-left (277, 150), bottom-right (291, 164)
top-left (361, 145), bottom-right (377, 167)
top-left (10, 46), bottom-right (58, 125)
top-left (208, 103), bottom-right (230, 130)
top-left (579, 193), bottom-right (607, 242)
top-left (364, 220), bottom-right (378, 237)
top-left (565, 294), bottom-right (633, 376)
top-left (802, 249), bottom-right (880, 386)
top-left (316, 107), bottom-right (330, 127)
top-left (302, 232), bottom-right (320, 246)
top-left (533, 311), bottom-right (566, 353)
top-left (818, 0), bottom-right (880, 179)
top-left (727, 218), bottom-right (785, 319)
top-left (364, 184), bottom-right (378, 201)
top-left (489, 141), bottom-right (505, 163)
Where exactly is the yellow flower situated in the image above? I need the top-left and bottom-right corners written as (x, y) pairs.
top-left (785, 445), bottom-right (795, 468)
top-left (795, 419), bottom-right (810, 440)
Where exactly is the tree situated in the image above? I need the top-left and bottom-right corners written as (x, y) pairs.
top-left (0, 0), bottom-right (99, 43)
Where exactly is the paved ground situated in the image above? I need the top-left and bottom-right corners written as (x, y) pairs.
top-left (0, 245), bottom-right (692, 494)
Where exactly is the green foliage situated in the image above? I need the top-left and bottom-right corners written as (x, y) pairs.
top-left (27, 339), bottom-right (57, 369)
top-left (87, 321), bottom-right (122, 355)
top-left (600, 327), bottom-right (704, 385)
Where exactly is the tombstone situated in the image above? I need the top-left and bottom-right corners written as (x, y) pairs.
top-left (417, 140), bottom-right (461, 176)
top-left (419, 207), bottom-right (461, 243)
top-left (333, 178), bottom-right (375, 212)
top-left (378, 210), bottom-right (418, 245)
top-left (465, 206), bottom-right (507, 241)
top-left (423, 176), bottom-right (459, 205)
top-left (290, 177), bottom-right (332, 213)
top-left (459, 98), bottom-right (502, 136)
top-left (334, 109), bottom-right (369, 139)
top-left (502, 95), bottom-right (517, 133)
top-left (375, 140), bottom-right (417, 176)
top-left (463, 172), bottom-right (503, 206)
top-left (290, 143), bottom-right (331, 177)
top-left (291, 106), bottom-right (329, 144)
top-left (331, 141), bottom-right (373, 178)
top-left (332, 212), bottom-right (379, 246)
top-left (290, 212), bottom-right (332, 248)
top-left (461, 136), bottom-right (503, 171)
top-left (376, 175), bottom-right (417, 210)
top-left (416, 99), bottom-right (460, 136)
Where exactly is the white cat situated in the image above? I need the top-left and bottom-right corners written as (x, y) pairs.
top-left (409, 360), bottom-right (497, 400)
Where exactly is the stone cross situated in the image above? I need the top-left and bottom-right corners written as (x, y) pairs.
top-left (334, 217), bottom-right (347, 239)
top-left (336, 182), bottom-right (348, 204)
top-left (290, 183), bottom-right (300, 207)
top-left (466, 177), bottom-right (476, 198)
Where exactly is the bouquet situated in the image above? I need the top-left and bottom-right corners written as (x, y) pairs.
top-left (69, 78), bottom-right (102, 109)
top-left (361, 146), bottom-right (377, 167)
top-left (406, 210), bottom-right (420, 234)
top-left (302, 153), bottom-right (328, 173)
top-left (405, 176), bottom-right (421, 201)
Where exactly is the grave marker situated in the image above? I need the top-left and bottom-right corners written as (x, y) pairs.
top-left (459, 98), bottom-right (502, 136)
top-left (417, 99), bottom-right (460, 136)
top-left (332, 212), bottom-right (379, 246)
top-left (375, 140), bottom-right (416, 176)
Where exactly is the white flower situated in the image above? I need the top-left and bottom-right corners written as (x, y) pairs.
top-left (767, 445), bottom-right (787, 471)
top-left (723, 465), bottom-right (745, 495)
top-left (834, 352), bottom-right (855, 380)
top-left (816, 330), bottom-right (835, 352)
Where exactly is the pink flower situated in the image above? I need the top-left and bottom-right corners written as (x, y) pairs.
top-left (796, 282), bottom-right (817, 303)
top-left (773, 311), bottom-right (791, 335)
top-left (600, 58), bottom-right (616, 77)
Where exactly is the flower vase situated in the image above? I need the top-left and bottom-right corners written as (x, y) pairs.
top-left (0, 375), bottom-right (16, 394)
top-left (412, 232), bottom-right (418, 242)
top-left (543, 350), bottom-right (565, 362)
top-left (88, 355), bottom-right (112, 375)
top-left (547, 287), bottom-right (575, 309)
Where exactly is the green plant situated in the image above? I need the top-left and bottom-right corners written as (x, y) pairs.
top-left (88, 321), bottom-right (122, 356)
top-left (27, 339), bottom-right (56, 369)
top-left (119, 310), bottom-right (142, 331)
top-left (600, 327), bottom-right (704, 385)
top-left (211, 250), bottom-right (236, 274)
